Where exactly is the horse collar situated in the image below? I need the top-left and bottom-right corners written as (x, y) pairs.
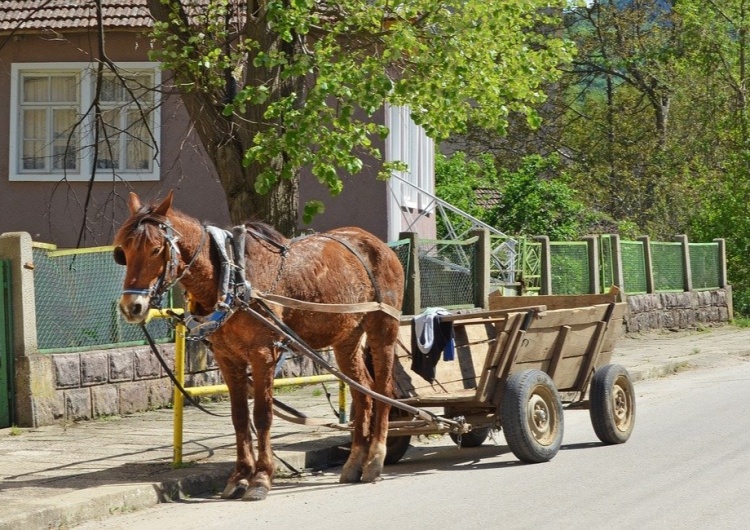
top-left (183, 225), bottom-right (250, 339)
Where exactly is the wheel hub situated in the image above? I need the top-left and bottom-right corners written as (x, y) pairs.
top-left (527, 393), bottom-right (554, 444)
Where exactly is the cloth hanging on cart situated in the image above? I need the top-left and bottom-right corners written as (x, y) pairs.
top-left (411, 308), bottom-right (455, 383)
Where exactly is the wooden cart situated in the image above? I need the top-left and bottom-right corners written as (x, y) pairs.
top-left (382, 292), bottom-right (635, 464)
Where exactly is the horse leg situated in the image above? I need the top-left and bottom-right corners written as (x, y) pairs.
top-left (360, 317), bottom-right (398, 483)
top-left (243, 347), bottom-right (276, 501)
top-left (218, 360), bottom-right (256, 499)
top-left (333, 334), bottom-right (372, 483)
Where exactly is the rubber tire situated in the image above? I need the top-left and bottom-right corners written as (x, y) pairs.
top-left (384, 431), bottom-right (412, 465)
top-left (349, 403), bottom-right (411, 465)
top-left (449, 426), bottom-right (492, 448)
top-left (501, 369), bottom-right (564, 464)
top-left (589, 364), bottom-right (635, 444)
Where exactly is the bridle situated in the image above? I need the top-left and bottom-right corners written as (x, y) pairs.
top-left (114, 219), bottom-right (206, 310)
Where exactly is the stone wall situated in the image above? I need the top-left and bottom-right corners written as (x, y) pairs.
top-left (624, 287), bottom-right (732, 333)
top-left (36, 339), bottom-right (335, 426)
top-left (40, 341), bottom-right (224, 424)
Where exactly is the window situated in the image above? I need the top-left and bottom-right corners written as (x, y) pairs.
top-left (9, 63), bottom-right (161, 181)
top-left (385, 104), bottom-right (434, 211)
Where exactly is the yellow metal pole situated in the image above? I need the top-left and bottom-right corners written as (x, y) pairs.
top-left (172, 321), bottom-right (186, 466)
top-left (338, 381), bottom-right (347, 423)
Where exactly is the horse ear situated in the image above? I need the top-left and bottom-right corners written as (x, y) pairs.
top-left (154, 190), bottom-right (174, 217)
top-left (128, 192), bottom-right (142, 214)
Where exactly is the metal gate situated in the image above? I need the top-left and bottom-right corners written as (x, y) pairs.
top-left (0, 260), bottom-right (12, 428)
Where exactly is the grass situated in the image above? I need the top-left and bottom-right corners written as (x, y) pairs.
top-left (732, 316), bottom-right (750, 328)
top-left (9, 425), bottom-right (22, 436)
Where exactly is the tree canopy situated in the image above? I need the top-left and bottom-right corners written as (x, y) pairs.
top-left (146, 0), bottom-right (574, 232)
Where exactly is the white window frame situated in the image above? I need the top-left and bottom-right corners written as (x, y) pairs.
top-left (385, 103), bottom-right (434, 212)
top-left (9, 62), bottom-right (161, 182)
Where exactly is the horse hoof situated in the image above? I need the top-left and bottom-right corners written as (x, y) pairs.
top-left (243, 485), bottom-right (270, 501)
top-left (361, 470), bottom-right (383, 483)
top-left (340, 462), bottom-right (363, 483)
top-left (221, 478), bottom-right (249, 499)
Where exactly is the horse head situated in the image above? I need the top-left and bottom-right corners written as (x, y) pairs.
top-left (113, 190), bottom-right (180, 323)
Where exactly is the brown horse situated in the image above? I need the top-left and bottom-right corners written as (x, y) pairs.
top-left (114, 191), bottom-right (404, 500)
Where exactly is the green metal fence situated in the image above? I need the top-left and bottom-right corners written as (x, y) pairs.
top-left (417, 237), bottom-right (477, 309)
top-left (549, 241), bottom-right (589, 295)
top-left (690, 242), bottom-right (720, 290)
top-left (0, 260), bottom-right (12, 428)
top-left (518, 238), bottom-right (542, 294)
top-left (620, 240), bottom-right (648, 294)
top-left (32, 244), bottom-right (172, 353)
top-left (600, 235), bottom-right (614, 290)
top-left (650, 242), bottom-right (685, 292)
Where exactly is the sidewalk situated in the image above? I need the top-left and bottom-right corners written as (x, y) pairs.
top-left (2, 325), bottom-right (750, 529)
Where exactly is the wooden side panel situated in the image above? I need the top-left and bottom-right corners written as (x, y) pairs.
top-left (393, 319), bottom-right (499, 400)
top-left (394, 302), bottom-right (627, 401)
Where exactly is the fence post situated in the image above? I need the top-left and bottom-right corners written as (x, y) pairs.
top-left (0, 233), bottom-right (38, 357)
top-left (675, 234), bottom-right (692, 292)
top-left (713, 238), bottom-right (727, 288)
top-left (471, 229), bottom-right (490, 309)
top-left (534, 235), bottom-right (552, 295)
top-left (638, 235), bottom-right (655, 294)
top-left (398, 231), bottom-right (420, 315)
top-left (583, 235), bottom-right (600, 294)
top-left (608, 234), bottom-right (625, 293)
top-left (0, 233), bottom-right (52, 427)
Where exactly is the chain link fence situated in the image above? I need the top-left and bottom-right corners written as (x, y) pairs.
top-left (620, 240), bottom-right (648, 294)
top-left (689, 242), bottom-right (721, 290)
top-left (650, 242), bottom-right (685, 292)
top-left (28, 233), bottom-right (724, 351)
top-left (32, 244), bottom-right (172, 353)
top-left (417, 237), bottom-right (477, 309)
top-left (549, 241), bottom-right (589, 295)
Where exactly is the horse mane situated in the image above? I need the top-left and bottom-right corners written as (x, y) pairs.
top-left (244, 221), bottom-right (287, 245)
top-left (116, 201), bottom-right (287, 249)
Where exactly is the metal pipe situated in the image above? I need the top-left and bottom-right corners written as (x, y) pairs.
top-left (172, 322), bottom-right (186, 466)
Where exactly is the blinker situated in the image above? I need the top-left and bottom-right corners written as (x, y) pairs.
top-left (113, 246), bottom-right (126, 266)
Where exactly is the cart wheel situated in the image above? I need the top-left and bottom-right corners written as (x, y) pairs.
top-left (589, 364), bottom-right (635, 444)
top-left (449, 427), bottom-right (491, 448)
top-left (501, 369), bottom-right (564, 463)
top-left (384, 431), bottom-right (412, 465)
top-left (349, 404), bottom-right (411, 465)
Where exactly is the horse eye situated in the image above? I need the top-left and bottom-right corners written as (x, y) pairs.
top-left (113, 247), bottom-right (126, 266)
top-left (150, 246), bottom-right (162, 257)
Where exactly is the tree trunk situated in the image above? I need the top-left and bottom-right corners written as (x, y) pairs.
top-left (147, 0), bottom-right (301, 236)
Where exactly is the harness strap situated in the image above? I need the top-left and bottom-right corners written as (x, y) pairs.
top-left (317, 234), bottom-right (383, 303)
top-left (250, 289), bottom-right (402, 320)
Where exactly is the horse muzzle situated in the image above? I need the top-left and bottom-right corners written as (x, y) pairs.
top-left (119, 291), bottom-right (152, 323)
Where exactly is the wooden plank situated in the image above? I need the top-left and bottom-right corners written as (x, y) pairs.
top-left (513, 323), bottom-right (600, 365)
top-left (475, 318), bottom-right (517, 402)
top-left (489, 292), bottom-right (618, 312)
top-left (546, 325), bottom-right (571, 381)
top-left (496, 311), bottom-right (537, 385)
top-left (392, 318), bottom-right (497, 399)
top-left (574, 303), bottom-right (616, 392)
top-left (523, 304), bottom-right (610, 328)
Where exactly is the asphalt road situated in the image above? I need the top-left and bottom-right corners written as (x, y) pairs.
top-left (75, 359), bottom-right (750, 529)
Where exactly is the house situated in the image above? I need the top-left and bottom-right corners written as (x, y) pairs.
top-left (0, 0), bottom-right (436, 248)
top-left (0, 1), bottom-right (438, 427)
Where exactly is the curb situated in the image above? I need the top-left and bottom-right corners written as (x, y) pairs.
top-left (0, 436), bottom-right (351, 530)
